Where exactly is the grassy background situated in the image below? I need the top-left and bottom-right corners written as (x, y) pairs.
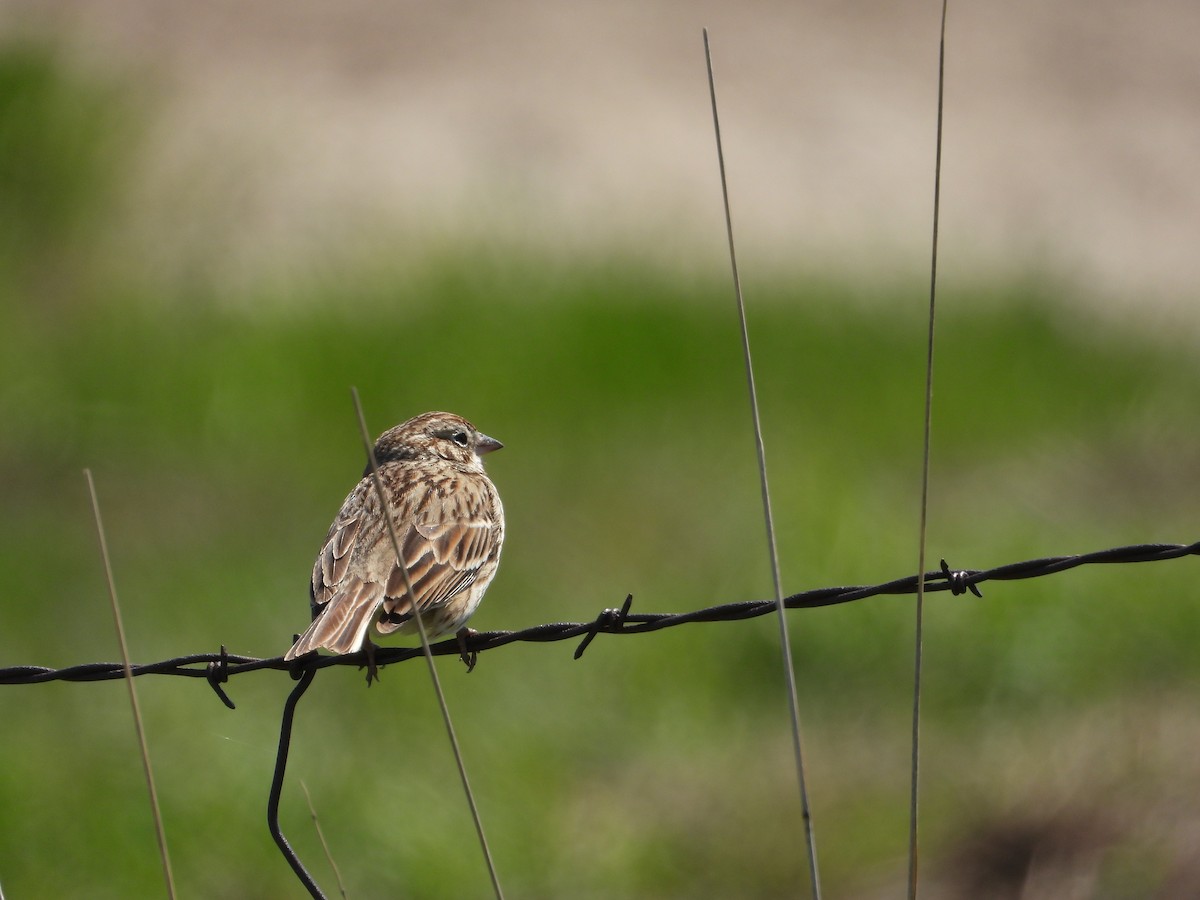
top-left (2, 43), bottom-right (1200, 899)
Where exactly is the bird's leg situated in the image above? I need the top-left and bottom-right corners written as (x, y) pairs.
top-left (456, 627), bottom-right (478, 673)
top-left (362, 637), bottom-right (381, 686)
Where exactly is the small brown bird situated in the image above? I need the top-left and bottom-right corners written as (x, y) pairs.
top-left (285, 411), bottom-right (505, 677)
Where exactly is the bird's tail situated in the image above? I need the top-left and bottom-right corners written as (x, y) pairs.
top-left (283, 579), bottom-right (382, 660)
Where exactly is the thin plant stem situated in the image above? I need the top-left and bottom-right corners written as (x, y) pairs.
top-left (85, 470), bottom-right (178, 900)
top-left (350, 389), bottom-right (504, 900)
top-left (301, 781), bottom-right (349, 899)
top-left (908, 3), bottom-right (949, 897)
top-left (703, 28), bottom-right (821, 900)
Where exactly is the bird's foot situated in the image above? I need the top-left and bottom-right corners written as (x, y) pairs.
top-left (362, 638), bottom-right (381, 686)
top-left (456, 628), bottom-right (478, 673)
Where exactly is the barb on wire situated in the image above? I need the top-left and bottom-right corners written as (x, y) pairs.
top-left (4, 541), bottom-right (1195, 689)
top-left (206, 644), bottom-right (236, 709)
top-left (574, 594), bottom-right (634, 659)
top-left (940, 559), bottom-right (982, 598)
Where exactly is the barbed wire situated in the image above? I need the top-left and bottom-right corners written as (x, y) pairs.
top-left (7, 538), bottom-right (1197, 900)
top-left (5, 540), bottom-right (1196, 704)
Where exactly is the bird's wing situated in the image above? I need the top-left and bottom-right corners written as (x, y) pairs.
top-left (286, 471), bottom-right (500, 658)
top-left (310, 504), bottom-right (362, 610)
top-left (375, 481), bottom-right (501, 632)
top-left (287, 479), bottom-right (391, 659)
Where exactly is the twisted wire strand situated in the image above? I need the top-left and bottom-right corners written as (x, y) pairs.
top-left (5, 540), bottom-right (1195, 691)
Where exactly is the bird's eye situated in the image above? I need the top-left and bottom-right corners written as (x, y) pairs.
top-left (451, 430), bottom-right (470, 447)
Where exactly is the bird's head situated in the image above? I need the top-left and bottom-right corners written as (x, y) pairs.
top-left (371, 411), bottom-right (502, 472)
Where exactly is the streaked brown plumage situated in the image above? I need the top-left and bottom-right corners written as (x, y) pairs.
top-left (284, 412), bottom-right (504, 670)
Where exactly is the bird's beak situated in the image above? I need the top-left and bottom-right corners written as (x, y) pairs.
top-left (476, 433), bottom-right (503, 455)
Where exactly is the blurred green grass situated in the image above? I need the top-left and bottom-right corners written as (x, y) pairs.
top-left (2, 41), bottom-right (1199, 899)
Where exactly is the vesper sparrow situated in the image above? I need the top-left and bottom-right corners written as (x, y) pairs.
top-left (284, 411), bottom-right (504, 677)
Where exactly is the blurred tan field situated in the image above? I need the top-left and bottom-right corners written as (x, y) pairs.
top-left (3, 0), bottom-right (1200, 307)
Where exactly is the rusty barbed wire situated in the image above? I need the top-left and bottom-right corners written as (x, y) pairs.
top-left (4, 540), bottom-right (1196, 698)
